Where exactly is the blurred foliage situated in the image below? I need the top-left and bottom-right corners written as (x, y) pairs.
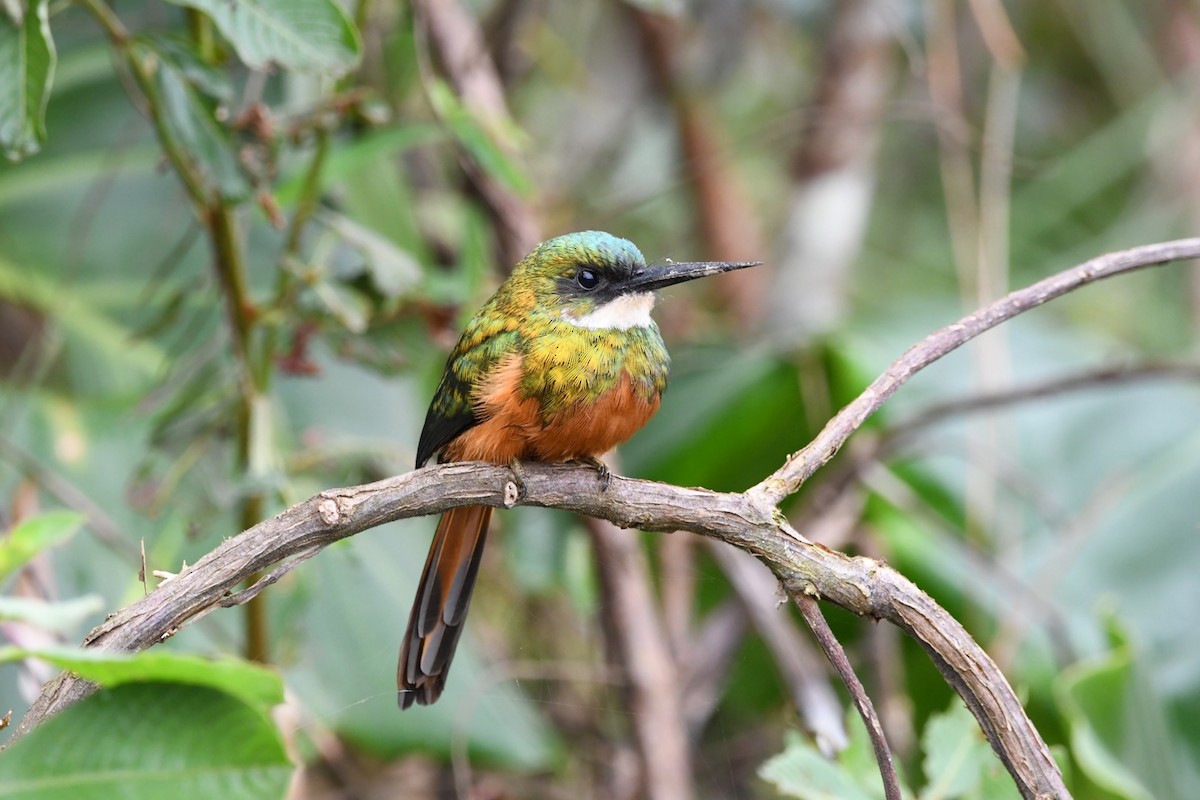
top-left (1, 0), bottom-right (1198, 798)
top-left (760, 701), bottom-right (1025, 800)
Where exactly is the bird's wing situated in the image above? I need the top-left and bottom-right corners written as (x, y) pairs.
top-left (416, 319), bottom-right (521, 467)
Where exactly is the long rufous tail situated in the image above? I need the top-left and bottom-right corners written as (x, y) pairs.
top-left (397, 505), bottom-right (492, 708)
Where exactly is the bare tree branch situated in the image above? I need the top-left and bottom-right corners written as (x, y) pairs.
top-left (750, 237), bottom-right (1200, 506)
top-left (794, 593), bottom-right (901, 800)
top-left (11, 461), bottom-right (1065, 796)
top-left (894, 360), bottom-right (1200, 436)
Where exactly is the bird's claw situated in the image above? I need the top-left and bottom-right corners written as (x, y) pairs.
top-left (578, 456), bottom-right (611, 492)
top-left (508, 458), bottom-right (528, 501)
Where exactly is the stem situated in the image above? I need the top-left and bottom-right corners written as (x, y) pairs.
top-left (795, 594), bottom-right (901, 800)
top-left (207, 206), bottom-right (259, 392)
top-left (185, 9), bottom-right (215, 63)
top-left (205, 129), bottom-right (270, 670)
top-left (241, 496), bottom-right (269, 663)
top-left (81, 0), bottom-right (274, 663)
top-left (262, 126), bottom-right (331, 370)
top-left (75, 0), bottom-right (126, 44)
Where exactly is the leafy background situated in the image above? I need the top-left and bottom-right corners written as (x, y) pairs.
top-left (1, 0), bottom-right (1198, 798)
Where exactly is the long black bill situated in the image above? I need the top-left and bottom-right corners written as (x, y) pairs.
top-left (627, 260), bottom-right (762, 292)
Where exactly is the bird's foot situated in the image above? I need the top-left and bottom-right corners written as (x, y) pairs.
top-left (508, 458), bottom-right (528, 501)
top-left (577, 456), bottom-right (612, 492)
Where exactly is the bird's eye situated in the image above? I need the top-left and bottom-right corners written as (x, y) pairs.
top-left (576, 269), bottom-right (600, 290)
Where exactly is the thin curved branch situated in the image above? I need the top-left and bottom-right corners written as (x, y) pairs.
top-left (749, 237), bottom-right (1200, 505)
top-left (795, 593), bottom-right (901, 800)
top-left (894, 360), bottom-right (1200, 437)
top-left (792, 359), bottom-right (1200, 538)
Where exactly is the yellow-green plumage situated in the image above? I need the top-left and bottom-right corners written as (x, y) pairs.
top-left (401, 230), bottom-right (760, 709)
top-left (417, 231), bottom-right (669, 465)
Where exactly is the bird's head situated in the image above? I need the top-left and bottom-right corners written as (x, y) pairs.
top-left (511, 230), bottom-right (760, 330)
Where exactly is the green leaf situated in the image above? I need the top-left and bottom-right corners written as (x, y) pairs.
top-left (311, 278), bottom-right (371, 333)
top-left (0, 682), bottom-right (292, 799)
top-left (0, 595), bottom-right (103, 633)
top-left (134, 37), bottom-right (250, 201)
top-left (921, 701), bottom-right (1020, 800)
top-left (758, 728), bottom-right (887, 800)
top-left (0, 0), bottom-right (55, 161)
top-left (0, 646), bottom-right (284, 714)
top-left (1054, 621), bottom-right (1190, 800)
top-left (165, 0), bottom-right (361, 74)
top-left (139, 35), bottom-right (233, 103)
top-left (0, 511), bottom-right (83, 583)
top-left (1058, 657), bottom-right (1154, 799)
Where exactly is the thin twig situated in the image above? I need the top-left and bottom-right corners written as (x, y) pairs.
top-left (218, 547), bottom-right (321, 608)
top-left (706, 541), bottom-right (848, 754)
top-left (894, 360), bottom-right (1200, 436)
top-left (750, 237), bottom-right (1200, 505)
top-left (793, 358), bottom-right (1200, 531)
top-left (795, 593), bottom-right (901, 800)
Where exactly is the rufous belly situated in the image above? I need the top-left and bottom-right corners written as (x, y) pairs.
top-left (442, 353), bottom-right (660, 464)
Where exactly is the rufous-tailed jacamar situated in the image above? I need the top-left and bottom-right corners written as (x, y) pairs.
top-left (399, 230), bottom-right (760, 708)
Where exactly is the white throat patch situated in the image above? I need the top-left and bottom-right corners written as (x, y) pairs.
top-left (565, 292), bottom-right (656, 330)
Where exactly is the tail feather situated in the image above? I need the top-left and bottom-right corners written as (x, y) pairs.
top-left (398, 505), bottom-right (492, 709)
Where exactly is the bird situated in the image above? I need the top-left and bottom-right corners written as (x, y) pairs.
top-left (399, 230), bottom-right (760, 708)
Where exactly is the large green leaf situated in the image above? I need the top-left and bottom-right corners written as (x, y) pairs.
top-left (0, 682), bottom-right (291, 799)
top-left (165, 0), bottom-right (360, 74)
top-left (0, 0), bottom-right (55, 161)
top-left (0, 511), bottom-right (83, 584)
top-left (0, 646), bottom-right (285, 714)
